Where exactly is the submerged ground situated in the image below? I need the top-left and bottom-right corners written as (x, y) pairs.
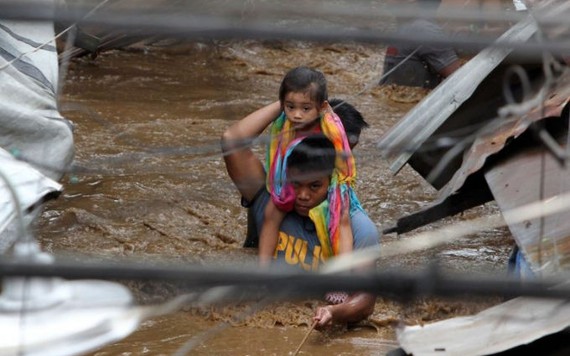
top-left (35, 39), bottom-right (513, 355)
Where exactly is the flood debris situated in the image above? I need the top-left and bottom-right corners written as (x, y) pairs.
top-left (378, 1), bottom-right (570, 354)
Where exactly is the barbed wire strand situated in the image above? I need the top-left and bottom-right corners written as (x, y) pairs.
top-left (0, 1), bottom-right (569, 56)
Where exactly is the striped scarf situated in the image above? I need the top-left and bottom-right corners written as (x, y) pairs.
top-left (265, 110), bottom-right (363, 258)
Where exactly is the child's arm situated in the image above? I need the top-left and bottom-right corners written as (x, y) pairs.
top-left (338, 208), bottom-right (353, 255)
top-left (258, 200), bottom-right (286, 267)
top-left (221, 101), bottom-right (281, 203)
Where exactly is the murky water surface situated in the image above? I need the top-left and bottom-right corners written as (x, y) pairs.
top-left (36, 39), bottom-right (514, 355)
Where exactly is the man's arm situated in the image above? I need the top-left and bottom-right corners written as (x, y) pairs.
top-left (313, 292), bottom-right (376, 328)
top-left (438, 59), bottom-right (462, 78)
top-left (258, 200), bottom-right (285, 267)
top-left (313, 210), bottom-right (380, 328)
top-left (414, 20), bottom-right (462, 79)
top-left (221, 100), bottom-right (281, 202)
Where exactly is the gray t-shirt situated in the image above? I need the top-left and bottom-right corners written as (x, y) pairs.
top-left (380, 19), bottom-right (459, 89)
top-left (250, 190), bottom-right (380, 271)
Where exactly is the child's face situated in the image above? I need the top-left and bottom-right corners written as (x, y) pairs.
top-left (283, 91), bottom-right (324, 130)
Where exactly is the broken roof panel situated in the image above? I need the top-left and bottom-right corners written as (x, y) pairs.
top-left (377, 15), bottom-right (538, 180)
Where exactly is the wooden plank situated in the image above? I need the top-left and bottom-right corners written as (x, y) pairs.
top-left (485, 142), bottom-right (570, 275)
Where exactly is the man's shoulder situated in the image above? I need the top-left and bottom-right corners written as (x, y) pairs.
top-left (350, 208), bottom-right (375, 225)
top-left (350, 209), bottom-right (380, 248)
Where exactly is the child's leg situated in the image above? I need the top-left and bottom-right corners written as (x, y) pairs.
top-left (258, 200), bottom-right (286, 267)
top-left (338, 208), bottom-right (354, 255)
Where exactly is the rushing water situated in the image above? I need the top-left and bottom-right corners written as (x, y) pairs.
top-left (35, 39), bottom-right (514, 355)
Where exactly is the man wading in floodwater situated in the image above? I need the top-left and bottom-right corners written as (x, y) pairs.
top-left (380, 0), bottom-right (462, 89)
top-left (221, 99), bottom-right (379, 328)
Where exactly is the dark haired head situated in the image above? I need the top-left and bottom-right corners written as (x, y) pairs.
top-left (279, 66), bottom-right (328, 106)
top-left (286, 134), bottom-right (336, 178)
top-left (329, 98), bottom-right (369, 148)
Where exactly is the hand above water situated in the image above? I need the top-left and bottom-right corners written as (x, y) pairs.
top-left (313, 305), bottom-right (334, 329)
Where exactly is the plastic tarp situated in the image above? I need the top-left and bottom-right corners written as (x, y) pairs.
top-left (0, 148), bottom-right (62, 252)
top-left (0, 19), bottom-right (74, 181)
top-left (0, 16), bottom-right (74, 249)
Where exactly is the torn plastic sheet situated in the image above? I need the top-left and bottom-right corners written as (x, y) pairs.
top-left (0, 148), bottom-right (62, 251)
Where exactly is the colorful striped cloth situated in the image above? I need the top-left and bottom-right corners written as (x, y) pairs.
top-left (265, 110), bottom-right (363, 258)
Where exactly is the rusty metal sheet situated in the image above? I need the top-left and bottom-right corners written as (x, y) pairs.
top-left (437, 76), bottom-right (570, 201)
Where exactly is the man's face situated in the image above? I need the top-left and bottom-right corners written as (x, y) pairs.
top-left (283, 91), bottom-right (323, 131)
top-left (288, 168), bottom-right (330, 217)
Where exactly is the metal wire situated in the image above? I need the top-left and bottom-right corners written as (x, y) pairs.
top-left (0, 1), bottom-right (568, 56)
top-left (3, 258), bottom-right (570, 300)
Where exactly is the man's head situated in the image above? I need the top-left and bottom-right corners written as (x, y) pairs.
top-left (329, 98), bottom-right (369, 149)
top-left (286, 135), bottom-right (335, 216)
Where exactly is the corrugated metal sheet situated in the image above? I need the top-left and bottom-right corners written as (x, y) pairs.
top-left (378, 2), bottom-right (570, 234)
top-left (377, 15), bottom-right (538, 179)
top-left (438, 74), bottom-right (570, 201)
top-left (383, 68), bottom-right (569, 235)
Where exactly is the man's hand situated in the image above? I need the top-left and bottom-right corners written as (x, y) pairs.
top-left (313, 305), bottom-right (334, 329)
top-left (312, 292), bottom-right (376, 330)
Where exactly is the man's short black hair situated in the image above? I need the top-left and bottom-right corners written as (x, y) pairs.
top-left (287, 134), bottom-right (336, 177)
top-left (329, 98), bottom-right (369, 147)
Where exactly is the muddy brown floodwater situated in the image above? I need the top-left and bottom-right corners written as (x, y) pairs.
top-left (35, 39), bottom-right (514, 355)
